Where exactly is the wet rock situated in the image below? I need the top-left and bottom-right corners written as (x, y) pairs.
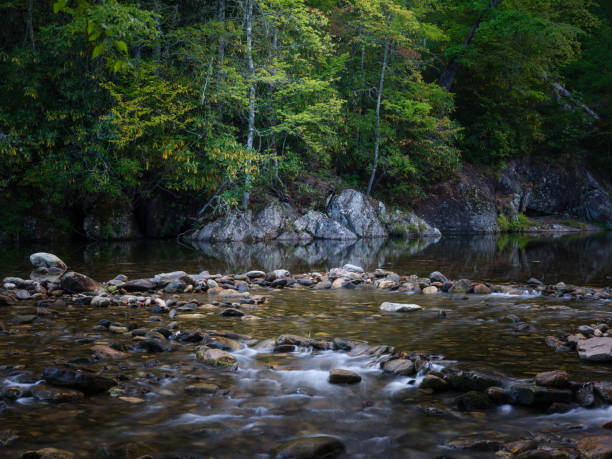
top-left (219, 308), bottom-right (245, 317)
top-left (185, 383), bottom-right (220, 394)
top-left (59, 271), bottom-right (97, 293)
top-left (447, 433), bottom-right (506, 451)
top-left (276, 335), bottom-right (311, 347)
top-left (163, 279), bottom-right (186, 293)
top-left (204, 336), bottom-right (241, 352)
top-left (420, 374), bottom-right (448, 392)
top-left (272, 436), bottom-right (345, 459)
top-left (11, 314), bottom-right (38, 324)
top-left (422, 286), bottom-right (438, 295)
top-left (91, 344), bottom-right (127, 359)
top-left (20, 448), bottom-right (75, 459)
top-left (449, 279), bottom-right (472, 293)
top-left (133, 338), bottom-right (173, 353)
top-left (342, 263), bottom-right (364, 273)
top-left (429, 271), bottom-right (448, 284)
top-left (444, 369), bottom-right (502, 392)
top-left (195, 348), bottom-right (238, 369)
top-left (379, 302), bottom-right (422, 313)
top-left (122, 279), bottom-right (157, 292)
top-left (535, 370), bottom-right (570, 388)
top-left (595, 382), bottom-right (612, 403)
top-left (30, 252), bottom-right (67, 271)
top-left (0, 294), bottom-right (15, 306)
top-left (0, 430), bottom-right (18, 447)
top-left (375, 278), bottom-right (399, 289)
top-left (486, 386), bottom-right (511, 404)
top-left (577, 337), bottom-right (612, 362)
top-left (329, 369), bottom-right (361, 384)
top-left (575, 436), bottom-right (612, 459)
top-left (42, 367), bottom-right (115, 394)
top-left (247, 270), bottom-right (266, 278)
top-left (576, 381), bottom-right (595, 407)
top-left (473, 283), bottom-right (491, 294)
top-left (326, 188), bottom-right (387, 238)
top-left (382, 358), bottom-right (415, 376)
top-left (509, 384), bottom-right (572, 406)
top-left (313, 281), bottom-right (331, 290)
top-left (90, 296), bottom-right (111, 308)
top-left (544, 336), bottom-right (573, 353)
top-left (507, 440), bottom-right (538, 455)
top-left (456, 391), bottom-right (492, 411)
top-left (31, 384), bottom-right (85, 402)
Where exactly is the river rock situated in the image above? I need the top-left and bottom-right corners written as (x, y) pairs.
top-left (342, 263), bottom-right (364, 273)
top-left (122, 278), bottom-right (157, 292)
top-left (576, 381), bottom-right (595, 407)
top-left (535, 370), bottom-right (570, 388)
top-left (329, 369), bottom-right (361, 384)
top-left (195, 348), bottom-right (238, 369)
top-left (577, 337), bottom-right (612, 362)
top-left (91, 344), bottom-right (127, 359)
top-left (59, 271), bottom-right (97, 293)
top-left (185, 383), bottom-right (220, 394)
top-left (422, 286), bottom-right (438, 295)
top-left (204, 336), bottom-right (241, 352)
top-left (456, 391), bottom-right (492, 411)
top-left (90, 296), bottom-right (111, 308)
top-left (576, 436), bottom-right (612, 459)
top-left (444, 369), bottom-right (502, 392)
top-left (420, 374), bottom-right (448, 392)
top-left (447, 432), bottom-right (507, 452)
top-left (272, 436), bottom-right (345, 459)
top-left (20, 448), bottom-right (75, 459)
top-left (509, 384), bottom-right (573, 406)
top-left (29, 252), bottom-right (67, 271)
top-left (429, 271), bottom-right (448, 284)
top-left (379, 302), bottom-right (422, 313)
top-left (326, 188), bottom-right (387, 238)
top-left (31, 384), bottom-right (84, 402)
top-left (473, 283), bottom-right (491, 294)
top-left (449, 279), bottom-right (472, 293)
top-left (382, 358), bottom-right (415, 376)
top-left (42, 367), bottom-right (115, 394)
top-left (293, 211), bottom-right (357, 240)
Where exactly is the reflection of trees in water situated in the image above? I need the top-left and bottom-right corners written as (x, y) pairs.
top-left (418, 232), bottom-right (612, 286)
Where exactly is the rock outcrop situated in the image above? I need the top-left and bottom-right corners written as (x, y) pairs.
top-left (194, 189), bottom-right (440, 242)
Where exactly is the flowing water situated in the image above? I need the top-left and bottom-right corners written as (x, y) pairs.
top-left (0, 233), bottom-right (611, 457)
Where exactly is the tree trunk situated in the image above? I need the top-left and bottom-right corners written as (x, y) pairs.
top-left (217, 0), bottom-right (226, 82)
top-left (243, 0), bottom-right (256, 209)
top-left (439, 0), bottom-right (501, 90)
top-left (25, 0), bottom-right (35, 51)
top-left (367, 39), bottom-right (389, 196)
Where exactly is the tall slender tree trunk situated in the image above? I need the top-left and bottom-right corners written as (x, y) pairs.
top-left (367, 39), bottom-right (389, 196)
top-left (25, 0), bottom-right (35, 51)
top-left (439, 0), bottom-right (501, 90)
top-left (153, 0), bottom-right (161, 73)
top-left (217, 0), bottom-right (226, 81)
top-left (243, 0), bottom-right (256, 209)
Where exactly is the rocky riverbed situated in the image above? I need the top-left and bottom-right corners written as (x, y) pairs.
top-left (0, 252), bottom-right (611, 458)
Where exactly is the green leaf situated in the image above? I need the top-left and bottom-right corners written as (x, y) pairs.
top-left (92, 42), bottom-right (105, 59)
top-left (114, 40), bottom-right (128, 55)
top-left (52, 0), bottom-right (66, 14)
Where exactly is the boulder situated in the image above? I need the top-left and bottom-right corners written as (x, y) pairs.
top-left (272, 436), bottom-right (345, 459)
top-left (197, 210), bottom-right (259, 242)
top-left (382, 358), bottom-right (415, 376)
top-left (379, 302), bottom-right (422, 313)
top-left (379, 205), bottom-right (441, 238)
top-left (420, 375), bottom-right (448, 392)
top-left (59, 271), bottom-right (97, 293)
top-left (293, 211), bottom-right (357, 240)
top-left (326, 189), bottom-right (387, 238)
top-left (122, 278), bottom-right (157, 292)
top-left (449, 279), bottom-right (472, 293)
top-left (252, 200), bottom-right (298, 239)
top-left (29, 253), bottom-right (67, 271)
top-left (577, 337), bottom-right (612, 362)
top-left (509, 384), bottom-right (573, 406)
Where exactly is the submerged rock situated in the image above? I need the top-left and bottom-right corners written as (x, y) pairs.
top-left (195, 348), bottom-right (238, 369)
top-left (379, 302), bottom-right (422, 313)
top-left (42, 367), bottom-right (115, 394)
top-left (328, 369), bottom-right (361, 384)
top-left (20, 448), bottom-right (75, 459)
top-left (272, 436), bottom-right (345, 459)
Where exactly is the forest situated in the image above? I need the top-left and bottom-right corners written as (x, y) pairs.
top-left (0, 0), bottom-right (611, 237)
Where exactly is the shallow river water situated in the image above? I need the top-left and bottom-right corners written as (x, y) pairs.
top-left (0, 233), bottom-right (611, 458)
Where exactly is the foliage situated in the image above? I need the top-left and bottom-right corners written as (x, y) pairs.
top-left (497, 212), bottom-right (531, 232)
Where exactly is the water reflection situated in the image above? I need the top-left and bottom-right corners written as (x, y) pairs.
top-left (1, 232), bottom-right (611, 286)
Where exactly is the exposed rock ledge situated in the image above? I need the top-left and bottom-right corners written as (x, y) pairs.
top-left (192, 189), bottom-right (440, 242)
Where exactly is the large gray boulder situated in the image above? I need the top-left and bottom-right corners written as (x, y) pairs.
top-left (252, 200), bottom-right (298, 239)
top-left (326, 189), bottom-right (387, 238)
top-left (293, 211), bottom-right (357, 240)
top-left (197, 211), bottom-right (259, 242)
top-left (377, 203), bottom-right (441, 238)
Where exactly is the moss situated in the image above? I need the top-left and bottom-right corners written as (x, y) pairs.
top-left (390, 224), bottom-right (407, 237)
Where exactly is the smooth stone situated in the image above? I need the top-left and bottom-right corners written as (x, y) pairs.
top-left (473, 283), bottom-right (491, 294)
top-left (577, 337), bottom-right (612, 362)
top-left (379, 302), bottom-right (422, 313)
top-left (272, 436), bottom-right (345, 459)
top-left (382, 358), bottom-right (415, 376)
top-left (42, 367), bottom-right (115, 394)
top-left (185, 383), bottom-right (220, 394)
top-left (422, 286), bottom-right (438, 295)
top-left (328, 369), bottom-right (361, 385)
top-left (509, 384), bottom-right (573, 406)
top-left (29, 253), bottom-right (67, 271)
top-left (90, 296), bottom-right (111, 307)
top-left (31, 384), bottom-right (84, 402)
top-left (342, 264), bottom-right (364, 273)
top-left (195, 348), bottom-right (238, 369)
top-left (455, 391), bottom-right (492, 411)
top-left (420, 374), bottom-right (448, 392)
top-left (59, 271), bottom-right (97, 293)
top-left (91, 344), bottom-right (127, 359)
top-left (535, 370), bottom-right (570, 388)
